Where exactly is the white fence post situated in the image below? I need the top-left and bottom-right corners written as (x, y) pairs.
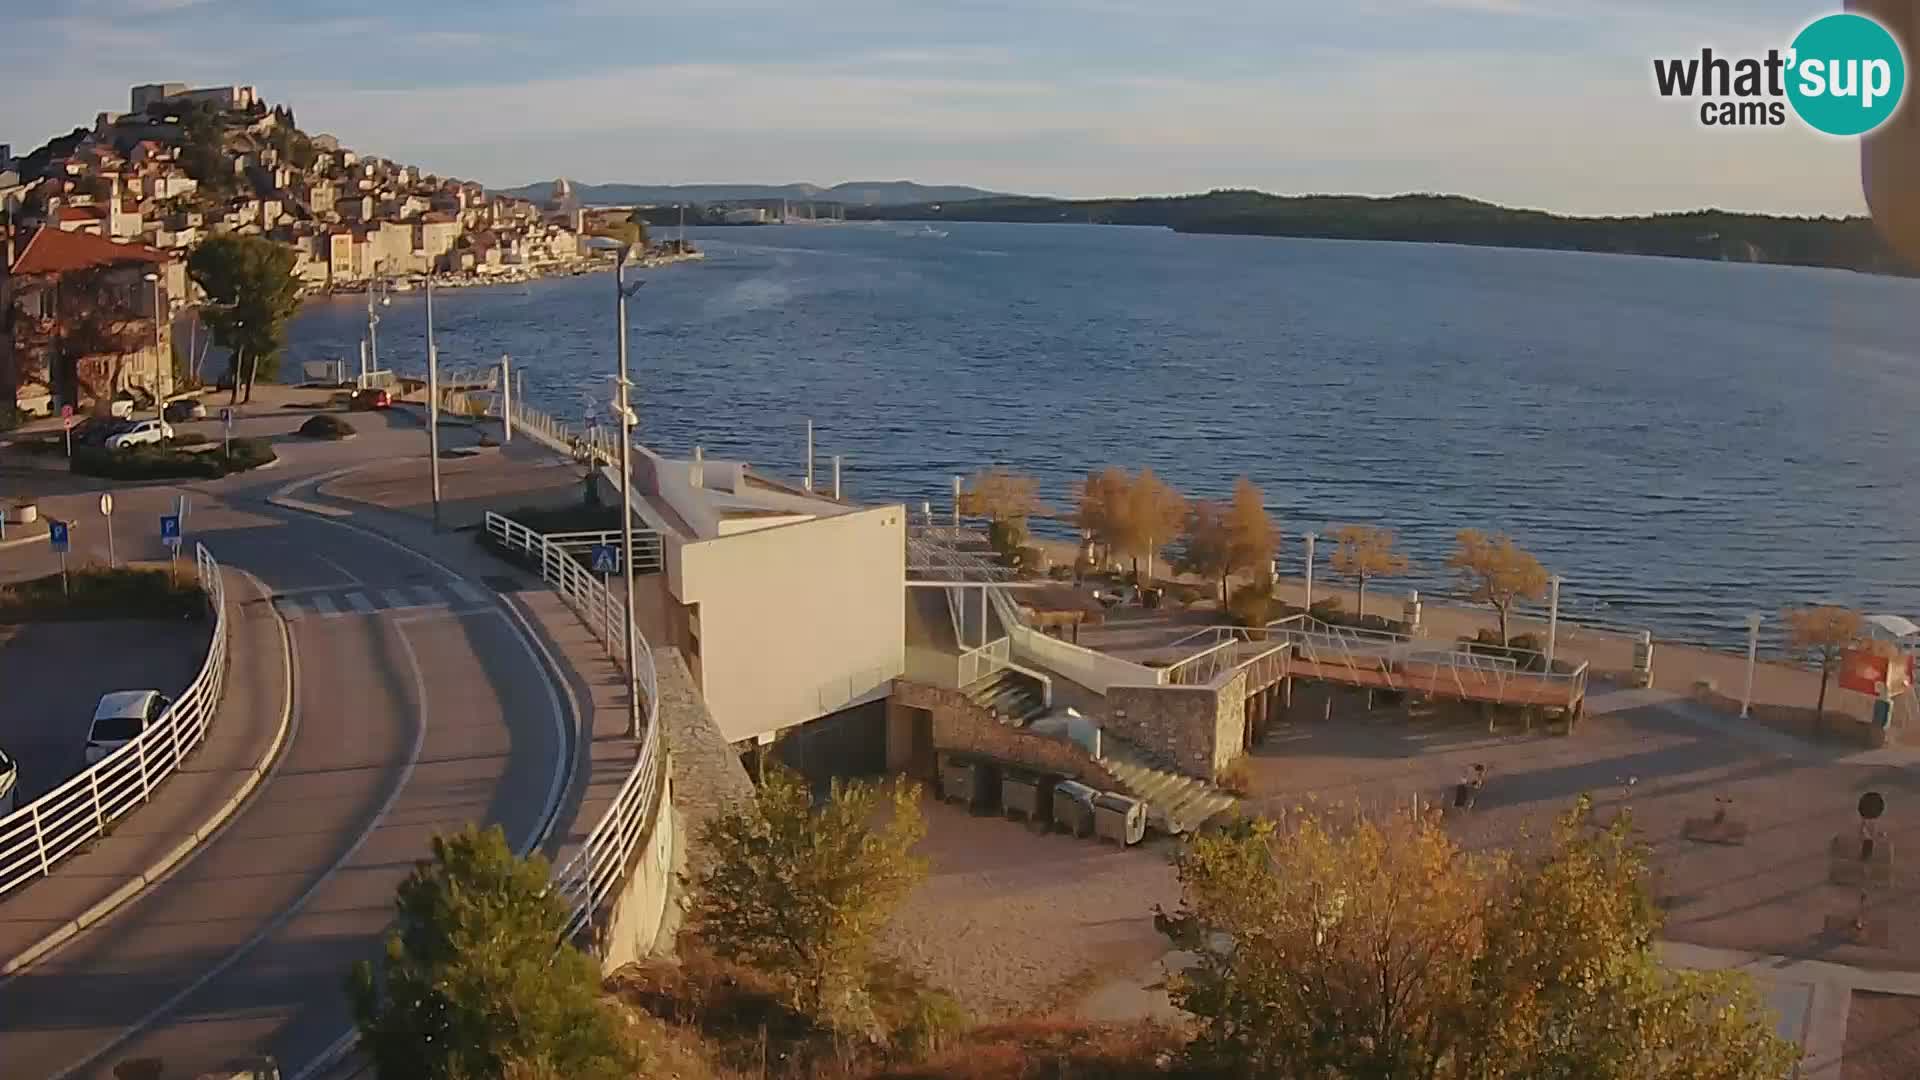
top-left (29, 804), bottom-right (50, 876)
top-left (88, 768), bottom-right (105, 833)
top-left (135, 736), bottom-right (151, 803)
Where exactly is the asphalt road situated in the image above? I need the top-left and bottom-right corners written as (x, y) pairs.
top-left (0, 402), bottom-right (574, 1079)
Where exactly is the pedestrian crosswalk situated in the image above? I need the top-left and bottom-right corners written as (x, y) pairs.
top-left (272, 582), bottom-right (494, 620)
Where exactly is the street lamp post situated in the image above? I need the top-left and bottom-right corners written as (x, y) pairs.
top-left (1546, 574), bottom-right (1563, 670)
top-left (143, 272), bottom-right (163, 424)
top-left (426, 277), bottom-right (442, 531)
top-left (365, 264), bottom-right (389, 386)
top-left (1304, 531), bottom-right (1318, 611)
top-left (614, 248), bottom-right (646, 739)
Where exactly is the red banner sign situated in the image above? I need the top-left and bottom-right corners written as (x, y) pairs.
top-left (1839, 649), bottom-right (1912, 697)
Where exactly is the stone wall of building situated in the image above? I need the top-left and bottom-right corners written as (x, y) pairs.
top-left (1105, 670), bottom-right (1247, 780)
top-left (890, 679), bottom-right (1121, 790)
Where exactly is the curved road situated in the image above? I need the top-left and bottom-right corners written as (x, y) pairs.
top-left (0, 402), bottom-right (576, 1079)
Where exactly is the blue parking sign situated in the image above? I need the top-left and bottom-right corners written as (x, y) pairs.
top-left (48, 520), bottom-right (69, 554)
top-left (589, 543), bottom-right (620, 574)
top-left (160, 514), bottom-right (181, 546)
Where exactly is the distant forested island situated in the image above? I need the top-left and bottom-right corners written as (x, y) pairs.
top-left (848, 191), bottom-right (1911, 276)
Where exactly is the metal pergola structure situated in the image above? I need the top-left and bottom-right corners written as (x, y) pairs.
top-left (906, 526), bottom-right (1051, 650)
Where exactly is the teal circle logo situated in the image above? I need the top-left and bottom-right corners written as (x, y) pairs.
top-left (1787, 13), bottom-right (1907, 136)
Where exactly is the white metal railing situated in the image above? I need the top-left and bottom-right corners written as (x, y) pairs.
top-left (0, 545), bottom-right (227, 899)
top-left (543, 528), bottom-right (665, 576)
top-left (485, 511), bottom-right (663, 939)
top-left (957, 637), bottom-right (1011, 687)
top-left (505, 398), bottom-right (618, 469)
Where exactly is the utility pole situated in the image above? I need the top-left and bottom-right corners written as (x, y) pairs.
top-left (614, 249), bottom-right (646, 739)
top-left (366, 263), bottom-right (386, 377)
top-left (426, 277), bottom-right (442, 531)
top-left (500, 353), bottom-right (512, 442)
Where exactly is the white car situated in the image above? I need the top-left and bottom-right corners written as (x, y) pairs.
top-left (85, 690), bottom-right (171, 765)
top-left (0, 748), bottom-right (16, 816)
top-left (104, 419), bottom-right (175, 450)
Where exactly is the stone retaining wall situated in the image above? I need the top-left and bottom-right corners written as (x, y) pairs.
top-left (889, 679), bottom-right (1122, 790)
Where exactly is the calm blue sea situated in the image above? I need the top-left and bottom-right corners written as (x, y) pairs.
top-left (286, 221), bottom-right (1920, 649)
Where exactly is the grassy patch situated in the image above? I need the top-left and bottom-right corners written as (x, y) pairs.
top-left (0, 564), bottom-right (208, 621)
top-left (70, 437), bottom-right (277, 480)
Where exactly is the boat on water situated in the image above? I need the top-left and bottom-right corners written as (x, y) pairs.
top-left (906, 225), bottom-right (949, 239)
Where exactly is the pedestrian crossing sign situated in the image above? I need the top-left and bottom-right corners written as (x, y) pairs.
top-left (590, 544), bottom-right (620, 574)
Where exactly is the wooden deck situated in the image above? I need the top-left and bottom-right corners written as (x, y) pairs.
top-left (1289, 656), bottom-right (1584, 711)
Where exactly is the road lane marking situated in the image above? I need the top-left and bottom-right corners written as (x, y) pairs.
top-left (277, 597), bottom-right (306, 620)
top-left (448, 581), bottom-right (487, 604)
top-left (381, 588), bottom-right (411, 608)
top-left (413, 585), bottom-right (443, 606)
top-left (345, 592), bottom-right (375, 614)
top-left (311, 594), bottom-right (340, 617)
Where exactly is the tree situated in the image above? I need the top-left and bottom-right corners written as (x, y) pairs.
top-left (188, 234), bottom-right (303, 404)
top-left (1157, 801), bottom-right (1798, 1080)
top-left (687, 762), bottom-right (927, 1026)
top-left (1329, 523), bottom-right (1411, 622)
top-left (1783, 605), bottom-right (1866, 725)
top-left (1448, 529), bottom-right (1549, 645)
top-left (1224, 476), bottom-right (1279, 584)
top-left (346, 825), bottom-right (638, 1080)
top-left (1074, 466), bottom-right (1129, 569)
top-left (1114, 468), bottom-right (1187, 585)
top-left (960, 466), bottom-right (1051, 568)
top-left (1174, 499), bottom-right (1234, 604)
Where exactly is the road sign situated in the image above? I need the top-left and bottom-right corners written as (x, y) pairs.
top-left (590, 544), bottom-right (620, 574)
top-left (99, 493), bottom-right (113, 516)
top-left (160, 514), bottom-right (181, 545)
top-left (48, 520), bottom-right (69, 554)
top-left (60, 404), bottom-right (72, 420)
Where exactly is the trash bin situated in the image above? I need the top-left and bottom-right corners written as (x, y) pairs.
top-left (940, 755), bottom-right (977, 805)
top-left (1092, 791), bottom-right (1148, 846)
top-left (1052, 780), bottom-right (1098, 838)
top-left (1002, 769), bottom-right (1054, 827)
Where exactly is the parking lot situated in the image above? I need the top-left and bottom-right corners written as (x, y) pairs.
top-left (0, 620), bottom-right (212, 805)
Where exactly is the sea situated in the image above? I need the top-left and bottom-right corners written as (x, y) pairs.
top-left (284, 221), bottom-right (1920, 651)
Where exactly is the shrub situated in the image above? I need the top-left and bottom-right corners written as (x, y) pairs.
top-left (1216, 756), bottom-right (1252, 797)
top-left (70, 437), bottom-right (275, 480)
top-left (688, 763), bottom-right (926, 1027)
top-left (1307, 597), bottom-right (1345, 623)
top-left (166, 432), bottom-right (212, 448)
top-left (0, 564), bottom-right (208, 621)
top-left (0, 404), bottom-right (18, 432)
top-left (1228, 581), bottom-right (1274, 627)
top-left (348, 825), bottom-right (637, 1080)
top-left (297, 414), bottom-right (356, 439)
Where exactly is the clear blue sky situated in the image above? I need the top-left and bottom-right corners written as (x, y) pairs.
top-left (0, 0), bottom-right (1872, 215)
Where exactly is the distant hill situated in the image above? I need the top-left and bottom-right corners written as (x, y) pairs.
top-left (493, 179), bottom-right (1010, 207)
top-left (849, 190), bottom-right (1913, 276)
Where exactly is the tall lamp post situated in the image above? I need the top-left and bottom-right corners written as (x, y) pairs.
top-left (365, 264), bottom-right (389, 386)
top-left (425, 277), bottom-right (442, 531)
top-left (143, 272), bottom-right (164, 424)
top-left (614, 247), bottom-right (646, 739)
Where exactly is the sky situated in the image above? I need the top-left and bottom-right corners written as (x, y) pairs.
top-left (0, 0), bottom-right (1878, 216)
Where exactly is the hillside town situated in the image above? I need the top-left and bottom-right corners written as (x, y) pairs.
top-left (0, 83), bottom-right (627, 420)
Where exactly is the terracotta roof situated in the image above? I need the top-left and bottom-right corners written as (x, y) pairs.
top-left (10, 227), bottom-right (171, 275)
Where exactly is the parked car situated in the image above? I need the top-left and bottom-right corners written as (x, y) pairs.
top-left (163, 398), bottom-right (208, 422)
top-left (350, 387), bottom-right (392, 411)
top-left (0, 748), bottom-right (16, 816)
top-left (85, 690), bottom-right (171, 765)
top-left (104, 418), bottom-right (175, 450)
top-left (73, 417), bottom-right (134, 447)
top-left (107, 397), bottom-right (135, 419)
